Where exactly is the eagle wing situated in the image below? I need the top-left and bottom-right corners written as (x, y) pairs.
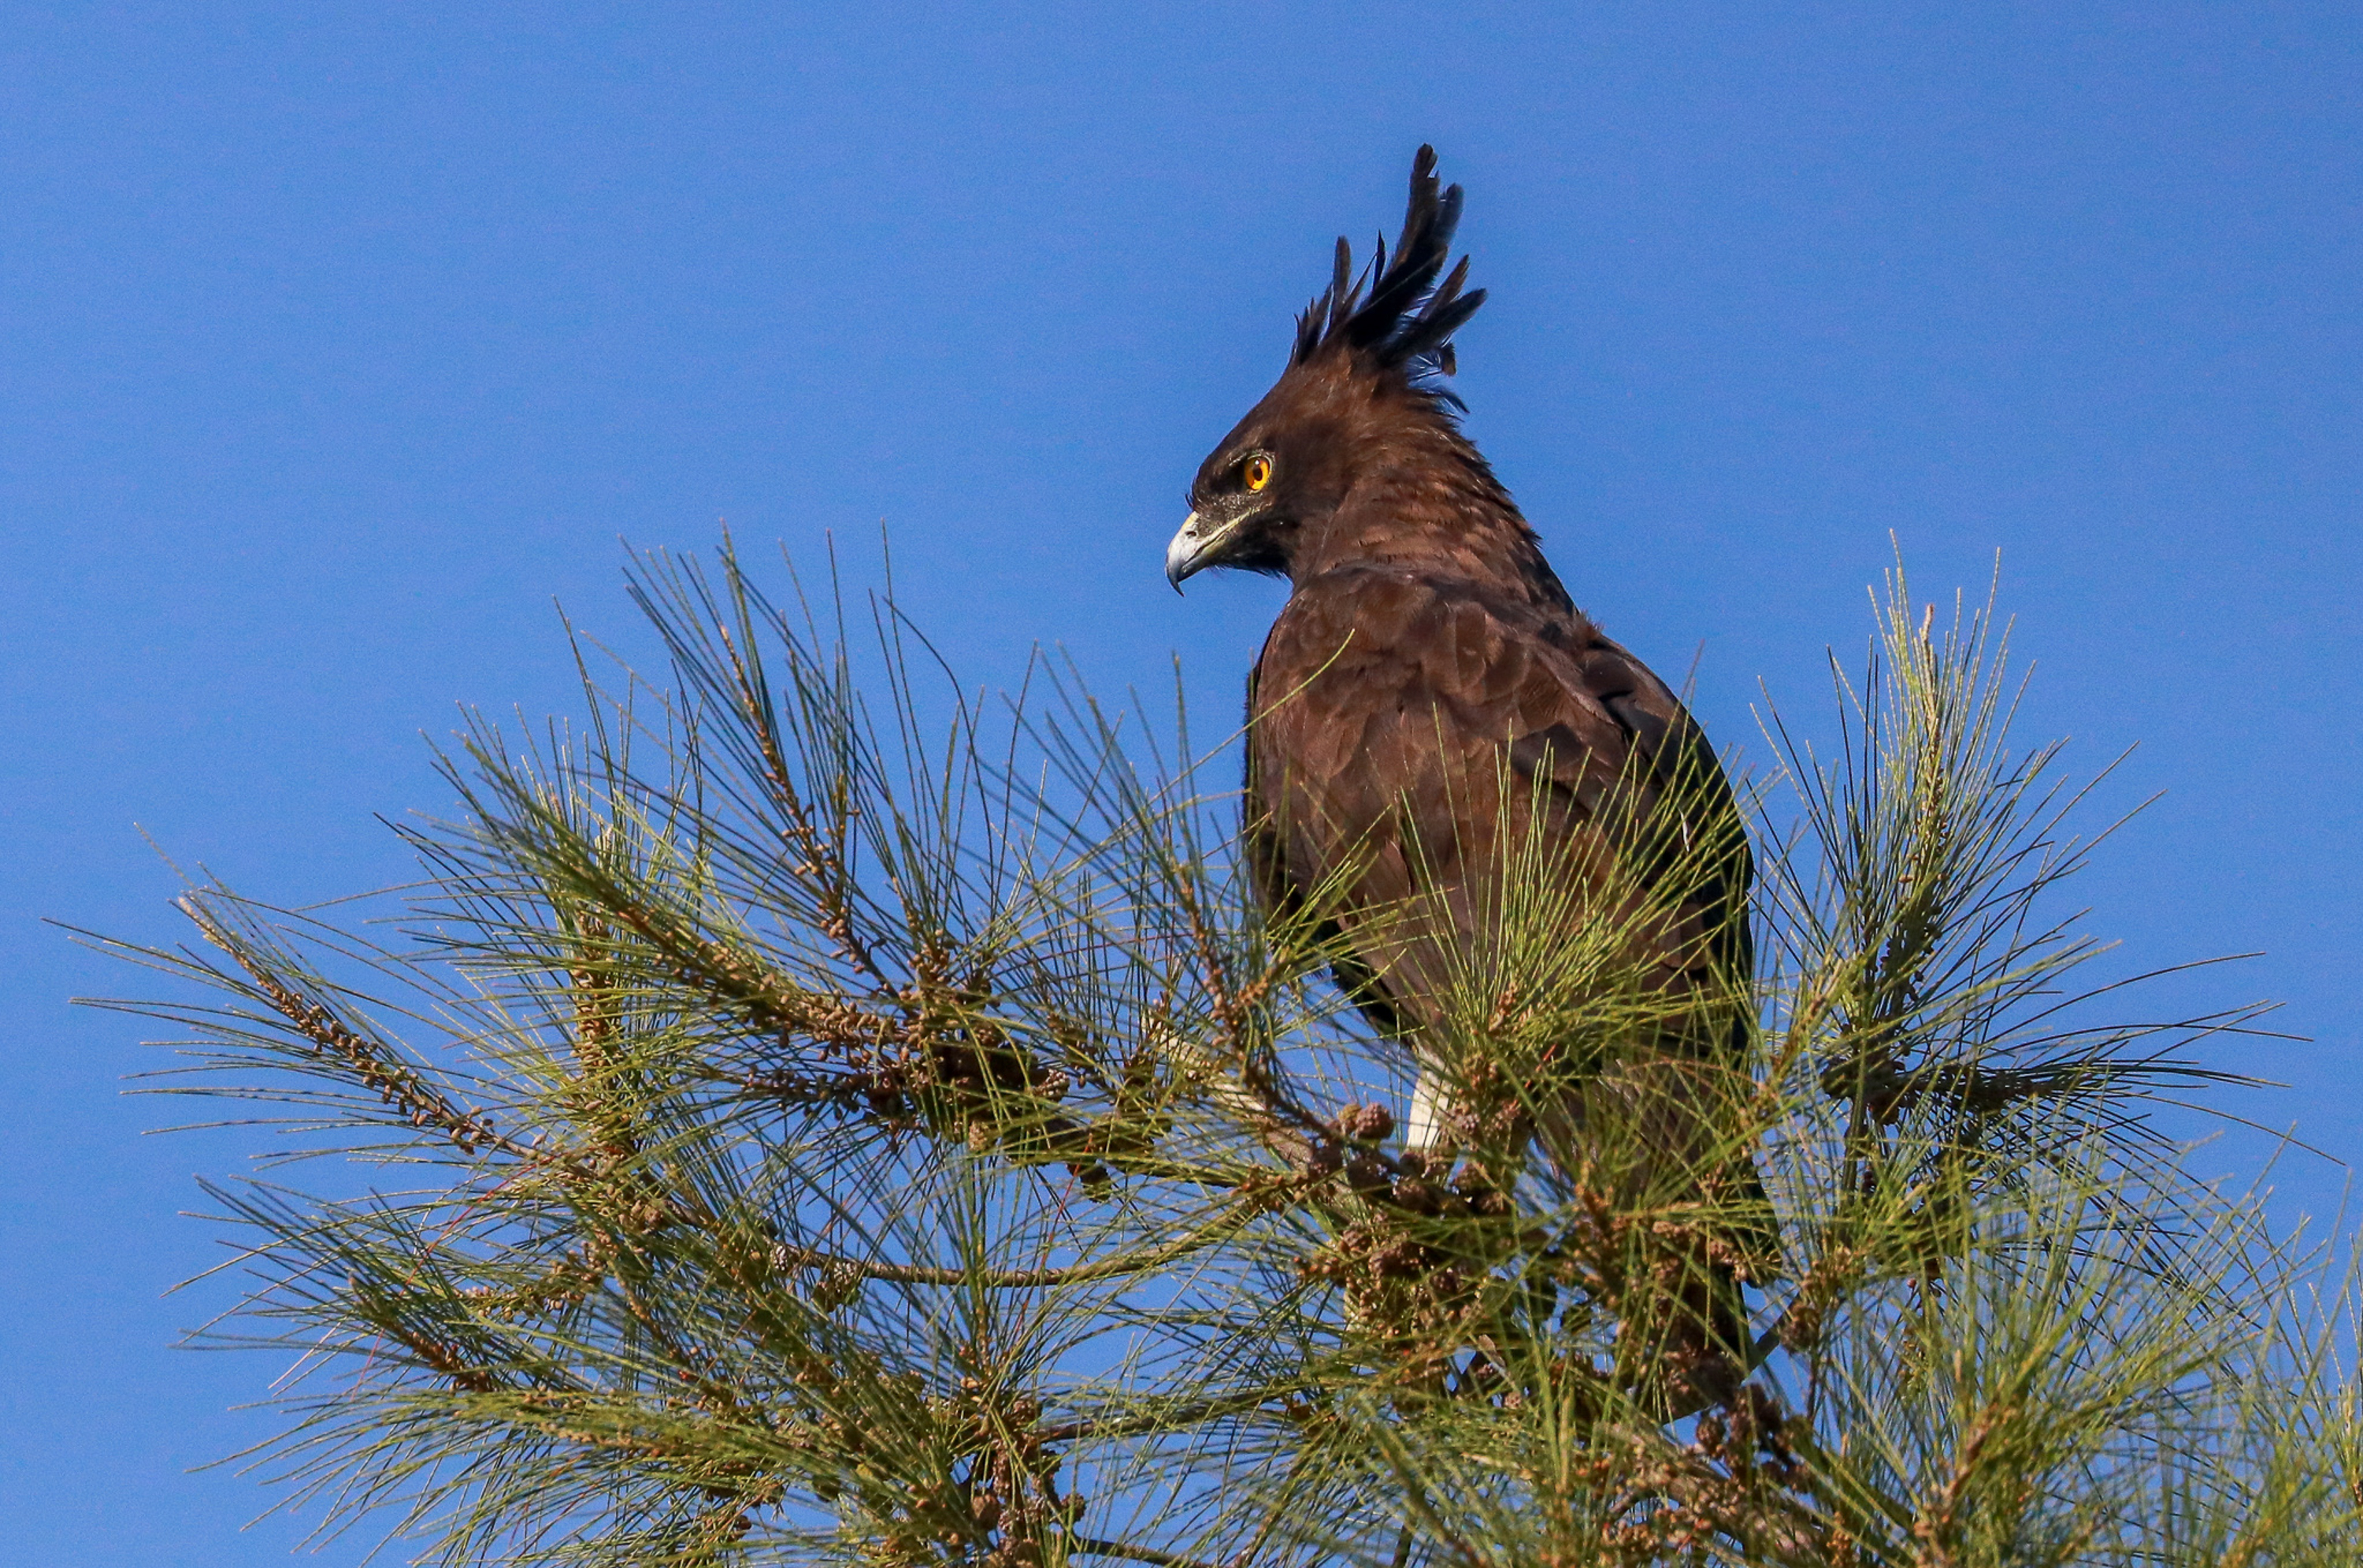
top-left (1245, 564), bottom-right (1752, 1049)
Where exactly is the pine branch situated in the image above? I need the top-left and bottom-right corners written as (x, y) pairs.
top-left (84, 539), bottom-right (2339, 1568)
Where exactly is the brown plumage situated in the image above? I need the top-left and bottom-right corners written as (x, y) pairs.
top-left (1166, 147), bottom-right (1771, 1363)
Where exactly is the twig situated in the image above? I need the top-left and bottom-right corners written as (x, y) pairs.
top-left (773, 1199), bottom-right (1268, 1290)
top-left (192, 906), bottom-right (569, 1173)
top-left (1067, 1536), bottom-right (1222, 1568)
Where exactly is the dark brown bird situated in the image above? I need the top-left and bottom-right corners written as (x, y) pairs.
top-left (1166, 147), bottom-right (1770, 1363)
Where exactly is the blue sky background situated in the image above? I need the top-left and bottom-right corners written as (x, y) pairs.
top-left (4, 3), bottom-right (2358, 1559)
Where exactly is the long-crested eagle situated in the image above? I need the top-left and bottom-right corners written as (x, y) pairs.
top-left (1164, 146), bottom-right (1773, 1363)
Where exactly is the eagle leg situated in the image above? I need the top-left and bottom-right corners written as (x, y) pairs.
top-left (1404, 1068), bottom-right (1452, 1155)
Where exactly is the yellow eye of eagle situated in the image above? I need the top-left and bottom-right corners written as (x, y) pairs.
top-left (1244, 455), bottom-right (1272, 491)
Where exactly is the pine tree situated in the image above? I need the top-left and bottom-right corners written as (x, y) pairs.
top-left (84, 538), bottom-right (2359, 1566)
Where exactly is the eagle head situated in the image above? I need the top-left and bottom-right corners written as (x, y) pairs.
top-left (1167, 145), bottom-right (1489, 591)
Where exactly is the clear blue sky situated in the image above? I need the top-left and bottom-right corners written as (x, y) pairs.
top-left (4, 3), bottom-right (2357, 1559)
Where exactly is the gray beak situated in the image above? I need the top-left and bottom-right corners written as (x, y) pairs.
top-left (1165, 510), bottom-right (1213, 592)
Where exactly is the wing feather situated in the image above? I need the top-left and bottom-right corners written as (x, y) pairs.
top-left (1249, 569), bottom-right (1751, 1032)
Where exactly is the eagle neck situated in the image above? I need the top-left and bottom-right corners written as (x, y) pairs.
top-left (1288, 423), bottom-right (1575, 614)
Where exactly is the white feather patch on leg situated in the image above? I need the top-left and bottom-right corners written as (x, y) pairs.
top-left (1404, 1070), bottom-right (1448, 1154)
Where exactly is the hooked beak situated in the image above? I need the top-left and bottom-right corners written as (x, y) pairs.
top-left (1165, 510), bottom-right (1222, 593)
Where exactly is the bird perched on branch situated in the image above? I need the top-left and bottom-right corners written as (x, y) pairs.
top-left (1165, 147), bottom-right (1772, 1365)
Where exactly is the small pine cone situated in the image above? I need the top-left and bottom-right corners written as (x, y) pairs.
top-left (966, 1121), bottom-right (995, 1153)
top-left (1389, 1176), bottom-right (1443, 1215)
top-left (813, 1260), bottom-right (862, 1311)
top-left (1448, 1164), bottom-right (1513, 1216)
top-left (1777, 1300), bottom-right (1823, 1352)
